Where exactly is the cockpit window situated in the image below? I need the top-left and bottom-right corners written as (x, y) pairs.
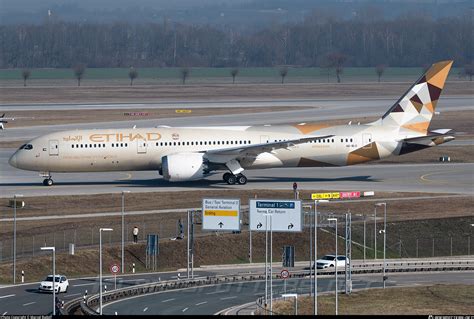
top-left (19, 144), bottom-right (33, 150)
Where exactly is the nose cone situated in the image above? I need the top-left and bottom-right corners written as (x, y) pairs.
top-left (9, 154), bottom-right (17, 168)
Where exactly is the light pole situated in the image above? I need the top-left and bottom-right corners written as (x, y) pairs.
top-left (263, 213), bottom-right (273, 315)
top-left (302, 205), bottom-right (312, 298)
top-left (13, 194), bottom-right (23, 284)
top-left (121, 191), bottom-right (130, 274)
top-left (41, 247), bottom-right (56, 315)
top-left (327, 217), bottom-right (338, 315)
top-left (99, 228), bottom-right (113, 315)
top-left (376, 203), bottom-right (387, 288)
top-left (374, 204), bottom-right (377, 259)
top-left (314, 199), bottom-right (328, 315)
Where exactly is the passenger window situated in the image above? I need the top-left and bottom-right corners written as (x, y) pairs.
top-left (72, 145), bottom-right (74, 148)
top-left (103, 144), bottom-right (106, 148)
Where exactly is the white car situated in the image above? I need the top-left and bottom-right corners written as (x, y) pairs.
top-left (314, 255), bottom-right (348, 269)
top-left (39, 275), bottom-right (69, 293)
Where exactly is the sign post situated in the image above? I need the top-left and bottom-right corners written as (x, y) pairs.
top-left (110, 264), bottom-right (120, 290)
top-left (202, 199), bottom-right (240, 231)
top-left (281, 269), bottom-right (289, 294)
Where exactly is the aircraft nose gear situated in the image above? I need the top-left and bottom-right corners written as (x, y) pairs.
top-left (43, 178), bottom-right (54, 186)
top-left (223, 173), bottom-right (247, 185)
top-left (40, 172), bottom-right (54, 186)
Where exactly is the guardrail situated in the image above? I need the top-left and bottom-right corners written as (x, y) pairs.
top-left (63, 259), bottom-right (474, 315)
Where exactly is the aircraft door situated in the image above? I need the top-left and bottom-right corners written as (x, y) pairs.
top-left (362, 133), bottom-right (372, 149)
top-left (49, 140), bottom-right (59, 156)
top-left (137, 140), bottom-right (147, 154)
top-left (260, 135), bottom-right (269, 144)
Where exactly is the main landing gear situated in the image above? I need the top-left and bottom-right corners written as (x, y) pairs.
top-left (223, 172), bottom-right (247, 185)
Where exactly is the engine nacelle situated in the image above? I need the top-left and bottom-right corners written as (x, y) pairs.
top-left (161, 153), bottom-right (207, 181)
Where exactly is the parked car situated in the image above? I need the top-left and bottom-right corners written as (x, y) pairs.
top-left (313, 255), bottom-right (348, 269)
top-left (39, 275), bottom-right (69, 293)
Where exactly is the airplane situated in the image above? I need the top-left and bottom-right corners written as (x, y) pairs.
top-left (9, 60), bottom-right (455, 186)
top-left (0, 113), bottom-right (15, 130)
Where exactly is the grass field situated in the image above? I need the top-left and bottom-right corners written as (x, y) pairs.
top-left (0, 66), bottom-right (465, 84)
top-left (271, 284), bottom-right (474, 315)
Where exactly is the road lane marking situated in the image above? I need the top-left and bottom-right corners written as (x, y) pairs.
top-left (74, 283), bottom-right (96, 287)
top-left (182, 308), bottom-right (188, 312)
top-left (196, 301), bottom-right (208, 306)
top-left (143, 307), bottom-right (148, 312)
top-left (121, 279), bottom-right (147, 282)
top-left (206, 291), bottom-right (226, 295)
top-left (162, 298), bottom-right (175, 303)
top-left (23, 302), bottom-right (36, 306)
top-left (220, 296), bottom-right (237, 300)
top-left (0, 294), bottom-right (15, 299)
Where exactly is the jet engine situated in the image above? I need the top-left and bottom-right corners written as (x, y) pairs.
top-left (161, 153), bottom-right (208, 181)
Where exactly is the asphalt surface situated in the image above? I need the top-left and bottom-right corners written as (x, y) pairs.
top-left (0, 97), bottom-right (472, 142)
top-left (101, 271), bottom-right (474, 315)
top-left (1, 146), bottom-right (472, 197)
top-left (0, 270), bottom-right (215, 316)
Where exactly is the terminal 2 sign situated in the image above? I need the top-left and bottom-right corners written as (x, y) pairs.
top-left (202, 198), bottom-right (240, 231)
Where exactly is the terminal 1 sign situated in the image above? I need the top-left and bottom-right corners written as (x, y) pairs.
top-left (249, 199), bottom-right (302, 232)
top-left (202, 198), bottom-right (240, 231)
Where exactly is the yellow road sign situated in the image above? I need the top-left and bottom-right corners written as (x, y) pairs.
top-left (204, 210), bottom-right (238, 217)
top-left (311, 192), bottom-right (340, 200)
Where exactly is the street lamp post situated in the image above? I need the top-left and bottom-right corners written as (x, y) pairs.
top-left (13, 194), bottom-right (23, 284)
top-left (41, 247), bottom-right (56, 315)
top-left (99, 228), bottom-right (113, 315)
top-left (121, 191), bottom-right (130, 274)
top-left (327, 217), bottom-right (338, 315)
top-left (314, 199), bottom-right (328, 315)
top-left (374, 205), bottom-right (377, 259)
top-left (376, 203), bottom-right (387, 288)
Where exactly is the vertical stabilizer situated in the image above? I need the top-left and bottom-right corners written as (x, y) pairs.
top-left (375, 60), bottom-right (453, 136)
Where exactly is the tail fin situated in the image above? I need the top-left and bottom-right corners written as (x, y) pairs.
top-left (374, 60), bottom-right (453, 135)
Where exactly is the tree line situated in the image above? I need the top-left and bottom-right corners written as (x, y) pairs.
top-left (1, 13), bottom-right (471, 69)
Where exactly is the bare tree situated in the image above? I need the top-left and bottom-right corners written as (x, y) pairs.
top-left (279, 67), bottom-right (288, 84)
top-left (326, 53), bottom-right (347, 83)
top-left (73, 64), bottom-right (86, 86)
top-left (463, 64), bottom-right (473, 81)
top-left (180, 67), bottom-right (190, 84)
top-left (230, 68), bottom-right (239, 84)
top-left (375, 64), bottom-right (386, 82)
top-left (128, 67), bottom-right (138, 86)
top-left (21, 69), bottom-right (31, 87)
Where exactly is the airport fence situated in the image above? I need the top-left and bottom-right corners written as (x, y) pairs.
top-left (0, 212), bottom-right (471, 263)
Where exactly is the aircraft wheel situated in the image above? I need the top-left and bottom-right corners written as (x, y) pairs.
top-left (226, 175), bottom-right (237, 185)
top-left (43, 178), bottom-right (53, 186)
top-left (223, 172), bottom-right (232, 182)
top-left (236, 174), bottom-right (247, 185)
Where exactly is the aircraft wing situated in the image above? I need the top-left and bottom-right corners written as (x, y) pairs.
top-left (205, 134), bottom-right (334, 166)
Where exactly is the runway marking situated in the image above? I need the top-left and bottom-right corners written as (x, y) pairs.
top-left (196, 301), bottom-right (208, 306)
top-left (23, 302), bottom-right (36, 306)
top-left (220, 296), bottom-right (237, 300)
top-left (0, 294), bottom-right (15, 299)
top-left (118, 173), bottom-right (133, 181)
top-left (419, 169), bottom-right (463, 184)
top-left (143, 307), bottom-right (148, 312)
top-left (162, 298), bottom-right (175, 303)
top-left (2, 312), bottom-right (7, 315)
top-left (182, 307), bottom-right (189, 312)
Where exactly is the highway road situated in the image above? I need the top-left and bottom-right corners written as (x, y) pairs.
top-left (102, 271), bottom-right (474, 315)
top-left (0, 270), bottom-right (213, 315)
top-left (0, 96), bottom-right (472, 142)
